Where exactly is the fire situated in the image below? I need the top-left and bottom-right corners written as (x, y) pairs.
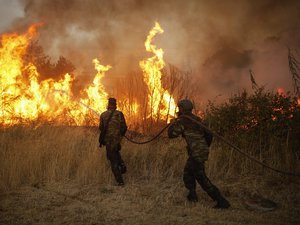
top-left (139, 22), bottom-right (176, 121)
top-left (79, 59), bottom-right (111, 119)
top-left (270, 87), bottom-right (300, 121)
top-left (1, 22), bottom-right (178, 127)
top-left (0, 25), bottom-right (110, 126)
top-left (0, 24), bottom-right (41, 125)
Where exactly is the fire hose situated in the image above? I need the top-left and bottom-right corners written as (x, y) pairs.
top-left (180, 115), bottom-right (300, 178)
top-left (51, 89), bottom-right (300, 177)
top-left (125, 115), bottom-right (300, 177)
top-left (124, 123), bottom-right (171, 144)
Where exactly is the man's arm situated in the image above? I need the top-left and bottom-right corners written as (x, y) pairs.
top-left (202, 120), bottom-right (213, 147)
top-left (120, 112), bottom-right (127, 136)
top-left (99, 114), bottom-right (104, 132)
top-left (99, 114), bottom-right (105, 147)
top-left (168, 120), bottom-right (184, 138)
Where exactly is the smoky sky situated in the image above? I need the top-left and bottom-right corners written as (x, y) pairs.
top-left (3, 0), bottom-right (300, 100)
top-left (0, 0), bottom-right (23, 31)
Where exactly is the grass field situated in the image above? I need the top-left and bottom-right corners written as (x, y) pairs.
top-left (0, 126), bottom-right (299, 225)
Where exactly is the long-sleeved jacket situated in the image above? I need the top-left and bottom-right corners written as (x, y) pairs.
top-left (99, 109), bottom-right (127, 145)
top-left (168, 112), bottom-right (211, 163)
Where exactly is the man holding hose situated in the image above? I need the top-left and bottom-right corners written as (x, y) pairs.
top-left (99, 98), bottom-right (127, 186)
top-left (168, 99), bottom-right (230, 209)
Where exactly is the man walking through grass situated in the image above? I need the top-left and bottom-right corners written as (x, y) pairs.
top-left (168, 99), bottom-right (230, 209)
top-left (99, 98), bottom-right (127, 186)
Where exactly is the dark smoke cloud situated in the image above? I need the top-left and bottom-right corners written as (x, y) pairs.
top-left (7, 0), bottom-right (300, 100)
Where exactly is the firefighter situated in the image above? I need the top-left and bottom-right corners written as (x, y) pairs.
top-left (99, 98), bottom-right (127, 186)
top-left (168, 99), bottom-right (230, 208)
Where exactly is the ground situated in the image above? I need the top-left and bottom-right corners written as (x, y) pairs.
top-left (1, 180), bottom-right (299, 225)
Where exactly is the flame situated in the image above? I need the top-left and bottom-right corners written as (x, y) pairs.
top-left (1, 25), bottom-right (40, 125)
top-left (0, 25), bottom-right (110, 126)
top-left (1, 22), bottom-right (178, 127)
top-left (270, 87), bottom-right (300, 121)
top-left (139, 22), bottom-right (176, 121)
top-left (1, 23), bottom-right (298, 128)
top-left (80, 58), bottom-right (111, 117)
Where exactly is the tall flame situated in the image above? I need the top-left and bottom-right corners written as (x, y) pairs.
top-left (0, 24), bottom-right (43, 125)
top-left (139, 22), bottom-right (176, 121)
top-left (80, 59), bottom-right (111, 116)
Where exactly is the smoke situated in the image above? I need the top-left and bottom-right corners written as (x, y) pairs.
top-left (7, 0), bottom-right (300, 100)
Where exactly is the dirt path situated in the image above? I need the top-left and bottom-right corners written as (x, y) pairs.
top-left (1, 181), bottom-right (299, 225)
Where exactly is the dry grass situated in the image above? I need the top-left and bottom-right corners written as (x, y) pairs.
top-left (0, 126), bottom-right (300, 225)
top-left (0, 126), bottom-right (186, 190)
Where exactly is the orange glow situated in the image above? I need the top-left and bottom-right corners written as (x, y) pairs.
top-left (0, 25), bottom-right (111, 126)
top-left (139, 22), bottom-right (176, 122)
top-left (0, 22), bottom-right (178, 127)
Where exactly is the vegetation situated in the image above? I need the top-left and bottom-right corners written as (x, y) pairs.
top-left (205, 87), bottom-right (300, 177)
top-left (0, 120), bottom-right (299, 224)
top-left (1, 84), bottom-right (299, 189)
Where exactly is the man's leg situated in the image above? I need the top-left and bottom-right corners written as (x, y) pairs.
top-left (183, 157), bottom-right (198, 202)
top-left (106, 144), bottom-right (124, 185)
top-left (193, 160), bottom-right (230, 208)
top-left (116, 144), bottom-right (126, 174)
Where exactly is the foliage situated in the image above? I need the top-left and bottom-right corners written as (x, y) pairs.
top-left (205, 87), bottom-right (300, 175)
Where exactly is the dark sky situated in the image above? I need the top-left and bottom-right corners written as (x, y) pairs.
top-left (1, 0), bottom-right (300, 100)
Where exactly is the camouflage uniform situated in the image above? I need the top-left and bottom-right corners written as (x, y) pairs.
top-left (99, 99), bottom-right (127, 185)
top-left (168, 100), bottom-right (230, 208)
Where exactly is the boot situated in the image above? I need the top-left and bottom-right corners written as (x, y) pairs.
top-left (213, 196), bottom-right (230, 209)
top-left (118, 162), bottom-right (127, 174)
top-left (112, 165), bottom-right (124, 186)
top-left (116, 176), bottom-right (125, 186)
top-left (187, 190), bottom-right (198, 202)
top-left (117, 181), bottom-right (125, 186)
top-left (207, 188), bottom-right (230, 209)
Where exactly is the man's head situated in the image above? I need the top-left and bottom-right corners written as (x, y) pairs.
top-left (107, 97), bottom-right (117, 110)
top-left (177, 99), bottom-right (193, 114)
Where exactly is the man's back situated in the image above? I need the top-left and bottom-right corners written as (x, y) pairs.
top-left (169, 112), bottom-right (209, 162)
top-left (99, 98), bottom-right (127, 186)
top-left (100, 109), bottom-right (127, 143)
top-left (167, 99), bottom-right (230, 208)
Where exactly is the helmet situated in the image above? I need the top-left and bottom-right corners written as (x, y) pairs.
top-left (107, 97), bottom-right (117, 109)
top-left (108, 97), bottom-right (116, 105)
top-left (178, 99), bottom-right (193, 112)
